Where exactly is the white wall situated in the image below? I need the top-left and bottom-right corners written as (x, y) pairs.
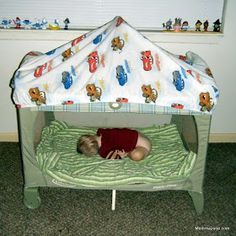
top-left (0, 0), bottom-right (225, 30)
top-left (0, 0), bottom-right (235, 141)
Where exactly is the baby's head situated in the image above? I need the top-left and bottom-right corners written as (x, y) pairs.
top-left (77, 134), bottom-right (99, 156)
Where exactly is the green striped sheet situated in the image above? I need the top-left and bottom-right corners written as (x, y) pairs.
top-left (36, 120), bottom-right (196, 187)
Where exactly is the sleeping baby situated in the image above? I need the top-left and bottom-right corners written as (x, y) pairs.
top-left (77, 128), bottom-right (151, 161)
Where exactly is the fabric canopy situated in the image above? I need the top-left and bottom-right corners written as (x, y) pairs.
top-left (11, 16), bottom-right (219, 113)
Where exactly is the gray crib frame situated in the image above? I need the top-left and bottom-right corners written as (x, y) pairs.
top-left (17, 108), bottom-right (211, 215)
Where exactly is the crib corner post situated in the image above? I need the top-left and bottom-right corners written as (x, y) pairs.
top-left (24, 187), bottom-right (41, 209)
top-left (188, 191), bottom-right (204, 215)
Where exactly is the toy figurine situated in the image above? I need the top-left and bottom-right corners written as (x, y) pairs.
top-left (64, 18), bottom-right (70, 30)
top-left (181, 21), bottom-right (189, 31)
top-left (41, 18), bottom-right (48, 30)
top-left (22, 19), bottom-right (32, 29)
top-left (213, 19), bottom-right (221, 32)
top-left (195, 20), bottom-right (202, 31)
top-left (0, 19), bottom-right (12, 28)
top-left (162, 19), bottom-right (172, 31)
top-left (13, 17), bottom-right (21, 29)
top-left (173, 18), bottom-right (182, 32)
top-left (31, 20), bottom-right (43, 30)
top-left (49, 19), bottom-right (60, 30)
top-left (203, 20), bottom-right (209, 31)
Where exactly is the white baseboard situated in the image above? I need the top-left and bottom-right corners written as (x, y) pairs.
top-left (0, 132), bottom-right (236, 143)
top-left (209, 133), bottom-right (236, 143)
top-left (0, 133), bottom-right (19, 142)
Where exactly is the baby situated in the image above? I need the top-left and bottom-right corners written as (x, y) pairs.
top-left (77, 128), bottom-right (151, 161)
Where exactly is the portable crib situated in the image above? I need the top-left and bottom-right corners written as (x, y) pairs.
top-left (17, 106), bottom-right (211, 214)
top-left (11, 17), bottom-right (218, 214)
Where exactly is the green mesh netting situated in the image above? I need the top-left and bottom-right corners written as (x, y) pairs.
top-left (36, 120), bottom-right (196, 187)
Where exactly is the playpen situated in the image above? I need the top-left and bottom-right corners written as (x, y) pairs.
top-left (11, 17), bottom-right (218, 214)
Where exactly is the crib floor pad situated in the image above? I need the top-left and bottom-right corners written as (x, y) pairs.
top-left (36, 120), bottom-right (196, 188)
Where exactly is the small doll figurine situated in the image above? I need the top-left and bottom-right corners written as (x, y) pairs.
top-left (64, 18), bottom-right (70, 30)
top-left (0, 19), bottom-right (12, 28)
top-left (14, 17), bottom-right (21, 29)
top-left (41, 18), bottom-right (48, 30)
top-left (203, 20), bottom-right (209, 31)
top-left (22, 19), bottom-right (32, 29)
top-left (195, 20), bottom-right (202, 31)
top-left (31, 19), bottom-right (42, 30)
top-left (162, 19), bottom-right (172, 31)
top-left (181, 21), bottom-right (189, 31)
top-left (49, 19), bottom-right (60, 30)
top-left (213, 19), bottom-right (221, 32)
top-left (173, 18), bottom-right (182, 32)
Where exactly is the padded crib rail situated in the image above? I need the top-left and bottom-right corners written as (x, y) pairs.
top-left (29, 102), bottom-right (211, 116)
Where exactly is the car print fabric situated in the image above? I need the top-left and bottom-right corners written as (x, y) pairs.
top-left (11, 16), bottom-right (219, 113)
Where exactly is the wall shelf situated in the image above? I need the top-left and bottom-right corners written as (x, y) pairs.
top-left (0, 28), bottom-right (223, 44)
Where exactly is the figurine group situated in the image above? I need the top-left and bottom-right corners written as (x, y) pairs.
top-left (1, 16), bottom-right (222, 32)
top-left (163, 18), bottom-right (221, 32)
top-left (0, 17), bottom-right (70, 30)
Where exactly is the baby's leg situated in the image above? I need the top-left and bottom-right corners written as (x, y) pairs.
top-left (129, 146), bottom-right (149, 161)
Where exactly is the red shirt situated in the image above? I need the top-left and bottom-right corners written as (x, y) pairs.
top-left (97, 128), bottom-right (138, 158)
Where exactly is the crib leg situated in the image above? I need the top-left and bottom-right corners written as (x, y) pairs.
top-left (24, 187), bottom-right (41, 209)
top-left (188, 191), bottom-right (204, 215)
top-left (112, 190), bottom-right (116, 211)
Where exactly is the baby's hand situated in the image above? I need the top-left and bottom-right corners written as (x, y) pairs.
top-left (106, 150), bottom-right (127, 160)
top-left (106, 150), bottom-right (119, 159)
top-left (116, 149), bottom-right (128, 158)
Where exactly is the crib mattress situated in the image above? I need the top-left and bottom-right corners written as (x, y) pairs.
top-left (36, 121), bottom-right (196, 187)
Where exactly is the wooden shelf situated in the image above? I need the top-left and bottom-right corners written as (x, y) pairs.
top-left (0, 28), bottom-right (224, 44)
